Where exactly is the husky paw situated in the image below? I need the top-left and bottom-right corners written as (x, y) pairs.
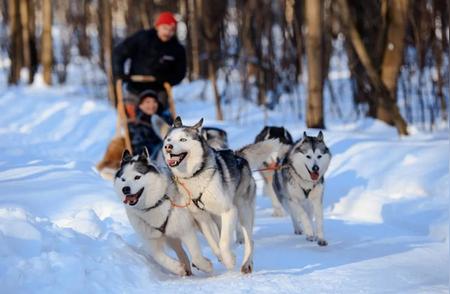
top-left (317, 239), bottom-right (328, 246)
top-left (173, 263), bottom-right (189, 276)
top-left (240, 261), bottom-right (253, 274)
top-left (306, 235), bottom-right (315, 242)
top-left (272, 209), bottom-right (285, 217)
top-left (294, 228), bottom-right (303, 235)
top-left (222, 251), bottom-right (236, 270)
top-left (212, 250), bottom-right (222, 263)
top-left (236, 236), bottom-right (245, 245)
top-left (192, 257), bottom-right (213, 273)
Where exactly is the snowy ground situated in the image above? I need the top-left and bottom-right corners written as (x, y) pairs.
top-left (0, 79), bottom-right (448, 293)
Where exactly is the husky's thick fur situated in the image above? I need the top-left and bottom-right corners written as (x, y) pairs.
top-left (254, 126), bottom-right (293, 217)
top-left (113, 149), bottom-right (212, 276)
top-left (162, 117), bottom-right (279, 273)
top-left (273, 131), bottom-right (331, 246)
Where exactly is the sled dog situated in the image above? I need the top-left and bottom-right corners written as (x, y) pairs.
top-left (254, 126), bottom-right (293, 217)
top-left (273, 131), bottom-right (331, 246)
top-left (163, 117), bottom-right (280, 273)
top-left (114, 149), bottom-right (212, 276)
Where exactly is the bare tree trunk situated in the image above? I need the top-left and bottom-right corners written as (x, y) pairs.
top-left (188, 0), bottom-right (200, 79)
top-left (209, 58), bottom-right (223, 120)
top-left (338, 0), bottom-right (408, 135)
top-left (126, 0), bottom-right (142, 34)
top-left (305, 0), bottom-right (325, 129)
top-left (139, 0), bottom-right (151, 29)
top-left (19, 0), bottom-right (33, 83)
top-left (378, 0), bottom-right (409, 124)
top-left (78, 0), bottom-right (91, 58)
top-left (100, 0), bottom-right (115, 104)
top-left (41, 0), bottom-right (52, 85)
top-left (8, 0), bottom-right (22, 84)
top-left (200, 0), bottom-right (226, 120)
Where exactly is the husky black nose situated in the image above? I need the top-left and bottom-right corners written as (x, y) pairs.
top-left (164, 144), bottom-right (173, 151)
top-left (312, 165), bottom-right (319, 172)
top-left (122, 186), bottom-right (131, 195)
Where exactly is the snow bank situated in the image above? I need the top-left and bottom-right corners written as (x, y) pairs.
top-left (0, 82), bottom-right (448, 293)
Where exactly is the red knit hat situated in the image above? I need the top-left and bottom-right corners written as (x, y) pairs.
top-left (155, 12), bottom-right (177, 27)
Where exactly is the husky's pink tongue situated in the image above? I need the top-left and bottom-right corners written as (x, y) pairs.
top-left (123, 195), bottom-right (137, 205)
top-left (310, 172), bottom-right (320, 181)
top-left (167, 159), bottom-right (178, 167)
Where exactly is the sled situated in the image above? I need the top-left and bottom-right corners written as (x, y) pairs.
top-left (96, 76), bottom-right (177, 180)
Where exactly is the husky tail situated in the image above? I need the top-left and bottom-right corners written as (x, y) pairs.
top-left (235, 139), bottom-right (282, 170)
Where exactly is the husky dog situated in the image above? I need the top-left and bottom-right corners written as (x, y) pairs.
top-left (201, 127), bottom-right (229, 150)
top-left (254, 126), bottom-right (293, 217)
top-left (163, 117), bottom-right (279, 273)
top-left (113, 149), bottom-right (213, 276)
top-left (273, 131), bottom-right (331, 246)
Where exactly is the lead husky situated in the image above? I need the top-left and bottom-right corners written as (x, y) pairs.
top-left (163, 117), bottom-right (280, 273)
top-left (113, 149), bottom-right (213, 276)
top-left (273, 131), bottom-right (331, 246)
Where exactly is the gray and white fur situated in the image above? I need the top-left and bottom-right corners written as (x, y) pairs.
top-left (113, 149), bottom-right (212, 276)
top-left (254, 126), bottom-right (293, 217)
top-left (163, 116), bottom-right (280, 273)
top-left (273, 131), bottom-right (332, 246)
top-left (201, 127), bottom-right (229, 150)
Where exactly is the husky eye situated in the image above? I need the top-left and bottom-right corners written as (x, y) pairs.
top-left (306, 155), bottom-right (312, 159)
top-left (318, 155), bottom-right (322, 159)
top-left (134, 175), bottom-right (141, 180)
top-left (180, 138), bottom-right (187, 142)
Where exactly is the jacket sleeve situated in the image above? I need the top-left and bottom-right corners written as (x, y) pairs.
top-left (112, 31), bottom-right (142, 78)
top-left (168, 45), bottom-right (186, 86)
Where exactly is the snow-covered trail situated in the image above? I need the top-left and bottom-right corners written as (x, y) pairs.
top-left (0, 83), bottom-right (448, 293)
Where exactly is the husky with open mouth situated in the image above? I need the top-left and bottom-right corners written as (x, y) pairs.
top-left (113, 149), bottom-right (213, 276)
top-left (273, 131), bottom-right (332, 246)
top-left (163, 117), bottom-right (280, 273)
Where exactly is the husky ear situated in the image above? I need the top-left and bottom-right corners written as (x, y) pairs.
top-left (192, 118), bottom-right (203, 130)
top-left (121, 149), bottom-right (132, 162)
top-left (139, 147), bottom-right (150, 161)
top-left (173, 116), bottom-right (183, 128)
top-left (303, 131), bottom-right (308, 138)
top-left (317, 131), bottom-right (324, 141)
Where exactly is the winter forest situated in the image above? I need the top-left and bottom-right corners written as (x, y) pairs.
top-left (2, 0), bottom-right (449, 132)
top-left (0, 0), bottom-right (449, 293)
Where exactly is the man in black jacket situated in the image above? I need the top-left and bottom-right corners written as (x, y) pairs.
top-left (112, 12), bottom-right (186, 124)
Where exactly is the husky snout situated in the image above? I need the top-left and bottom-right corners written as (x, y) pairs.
top-left (122, 186), bottom-right (131, 195)
top-left (165, 144), bottom-right (173, 153)
top-left (306, 164), bottom-right (320, 181)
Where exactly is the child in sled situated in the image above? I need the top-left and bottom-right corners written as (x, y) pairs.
top-left (127, 89), bottom-right (168, 159)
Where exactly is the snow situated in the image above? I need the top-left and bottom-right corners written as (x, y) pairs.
top-left (0, 79), bottom-right (448, 293)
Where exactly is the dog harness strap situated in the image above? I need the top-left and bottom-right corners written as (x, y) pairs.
top-left (155, 208), bottom-right (172, 234)
top-left (142, 194), bottom-right (170, 212)
top-left (192, 192), bottom-right (205, 210)
top-left (302, 188), bottom-right (312, 199)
